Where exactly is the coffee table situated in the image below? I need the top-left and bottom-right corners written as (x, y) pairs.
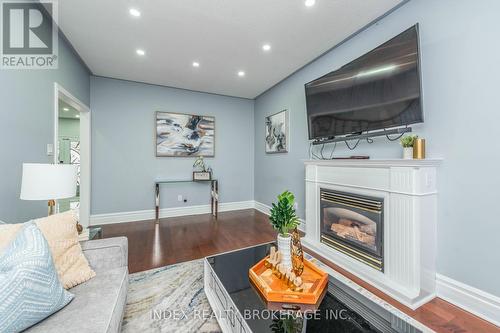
top-left (204, 242), bottom-right (429, 333)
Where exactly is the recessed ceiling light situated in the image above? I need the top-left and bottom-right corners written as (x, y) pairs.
top-left (129, 8), bottom-right (141, 17)
top-left (75, 114), bottom-right (80, 118)
top-left (238, 71), bottom-right (245, 77)
top-left (262, 44), bottom-right (271, 51)
top-left (192, 62), bottom-right (200, 67)
top-left (305, 0), bottom-right (316, 7)
top-left (136, 49), bottom-right (145, 56)
top-left (63, 107), bottom-right (69, 111)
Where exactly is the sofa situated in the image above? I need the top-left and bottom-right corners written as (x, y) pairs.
top-left (25, 237), bottom-right (129, 333)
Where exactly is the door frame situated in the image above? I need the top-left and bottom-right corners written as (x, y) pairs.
top-left (54, 83), bottom-right (91, 228)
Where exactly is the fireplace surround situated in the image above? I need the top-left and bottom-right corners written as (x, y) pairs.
top-left (302, 159), bottom-right (441, 309)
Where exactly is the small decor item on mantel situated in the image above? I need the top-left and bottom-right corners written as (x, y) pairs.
top-left (413, 138), bottom-right (426, 159)
top-left (400, 134), bottom-right (418, 159)
top-left (269, 190), bottom-right (300, 270)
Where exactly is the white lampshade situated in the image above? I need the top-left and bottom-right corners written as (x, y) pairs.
top-left (20, 163), bottom-right (78, 200)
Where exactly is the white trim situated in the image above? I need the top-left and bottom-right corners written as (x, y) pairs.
top-left (436, 274), bottom-right (500, 327)
top-left (254, 200), bottom-right (306, 232)
top-left (90, 200), bottom-right (255, 225)
top-left (303, 158), bottom-right (443, 168)
top-left (54, 83), bottom-right (91, 228)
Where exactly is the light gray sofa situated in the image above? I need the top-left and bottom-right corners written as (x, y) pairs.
top-left (26, 237), bottom-right (129, 333)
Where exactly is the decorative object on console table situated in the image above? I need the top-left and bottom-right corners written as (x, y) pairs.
top-left (265, 109), bottom-right (289, 153)
top-left (193, 171), bottom-right (211, 181)
top-left (413, 138), bottom-right (426, 159)
top-left (20, 163), bottom-right (81, 232)
top-left (400, 134), bottom-right (418, 159)
top-left (192, 156), bottom-right (212, 180)
top-left (156, 111), bottom-right (215, 157)
top-left (269, 190), bottom-right (300, 270)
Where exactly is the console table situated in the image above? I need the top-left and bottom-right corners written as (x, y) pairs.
top-left (155, 179), bottom-right (219, 224)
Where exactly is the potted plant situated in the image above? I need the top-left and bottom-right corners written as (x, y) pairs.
top-left (269, 190), bottom-right (300, 270)
top-left (400, 135), bottom-right (418, 159)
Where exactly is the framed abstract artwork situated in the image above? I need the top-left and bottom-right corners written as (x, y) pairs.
top-left (156, 111), bottom-right (215, 157)
top-left (265, 109), bottom-right (289, 153)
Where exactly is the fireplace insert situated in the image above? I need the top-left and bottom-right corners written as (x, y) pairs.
top-left (320, 189), bottom-right (384, 271)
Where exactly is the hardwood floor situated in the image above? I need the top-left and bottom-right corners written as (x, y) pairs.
top-left (97, 209), bottom-right (499, 333)
top-left (98, 209), bottom-right (276, 273)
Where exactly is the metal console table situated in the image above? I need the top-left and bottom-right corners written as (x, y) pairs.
top-left (155, 179), bottom-right (219, 224)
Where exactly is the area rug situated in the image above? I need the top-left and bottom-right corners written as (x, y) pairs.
top-left (121, 259), bottom-right (221, 333)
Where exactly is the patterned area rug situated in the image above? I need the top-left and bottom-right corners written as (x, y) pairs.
top-left (122, 259), bottom-right (221, 333)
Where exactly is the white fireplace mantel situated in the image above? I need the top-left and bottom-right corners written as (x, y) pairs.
top-left (302, 158), bottom-right (442, 309)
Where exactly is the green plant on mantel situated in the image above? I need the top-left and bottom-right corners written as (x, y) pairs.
top-left (269, 190), bottom-right (299, 236)
top-left (400, 134), bottom-right (418, 148)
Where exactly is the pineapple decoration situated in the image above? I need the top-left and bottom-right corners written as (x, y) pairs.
top-left (291, 227), bottom-right (304, 276)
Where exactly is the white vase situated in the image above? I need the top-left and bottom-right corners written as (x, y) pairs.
top-left (403, 147), bottom-right (413, 159)
top-left (277, 233), bottom-right (292, 270)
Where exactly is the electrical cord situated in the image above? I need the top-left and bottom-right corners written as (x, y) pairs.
top-left (384, 126), bottom-right (408, 141)
top-left (329, 142), bottom-right (337, 159)
top-left (345, 139), bottom-right (361, 150)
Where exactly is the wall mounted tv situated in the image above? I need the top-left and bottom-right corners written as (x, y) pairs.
top-left (305, 25), bottom-right (423, 141)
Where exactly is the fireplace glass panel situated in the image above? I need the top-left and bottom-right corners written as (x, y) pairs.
top-left (320, 189), bottom-right (384, 270)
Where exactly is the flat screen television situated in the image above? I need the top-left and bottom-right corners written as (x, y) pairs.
top-left (305, 25), bottom-right (423, 140)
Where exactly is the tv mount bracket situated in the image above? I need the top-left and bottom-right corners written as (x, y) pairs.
top-left (311, 127), bottom-right (412, 146)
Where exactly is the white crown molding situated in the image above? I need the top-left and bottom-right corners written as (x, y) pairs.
top-left (90, 200), bottom-right (255, 225)
top-left (436, 274), bottom-right (500, 327)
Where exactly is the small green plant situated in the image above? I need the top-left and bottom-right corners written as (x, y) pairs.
top-left (269, 190), bottom-right (300, 236)
top-left (400, 135), bottom-right (418, 148)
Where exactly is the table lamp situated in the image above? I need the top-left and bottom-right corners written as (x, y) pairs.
top-left (20, 163), bottom-right (78, 216)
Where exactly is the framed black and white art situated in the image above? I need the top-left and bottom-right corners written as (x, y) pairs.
top-left (156, 111), bottom-right (215, 157)
top-left (265, 109), bottom-right (289, 154)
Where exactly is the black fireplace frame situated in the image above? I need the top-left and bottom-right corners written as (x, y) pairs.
top-left (320, 189), bottom-right (384, 271)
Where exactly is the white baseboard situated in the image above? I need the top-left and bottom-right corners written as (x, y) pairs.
top-left (90, 200), bottom-right (255, 225)
top-left (254, 200), bottom-right (306, 232)
top-left (436, 274), bottom-right (500, 327)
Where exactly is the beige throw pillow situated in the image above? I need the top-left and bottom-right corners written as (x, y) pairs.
top-left (35, 211), bottom-right (96, 289)
top-left (0, 223), bottom-right (23, 255)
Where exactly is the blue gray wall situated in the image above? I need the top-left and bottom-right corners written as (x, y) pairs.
top-left (254, 0), bottom-right (500, 297)
top-left (0, 34), bottom-right (90, 223)
top-left (90, 77), bottom-right (254, 214)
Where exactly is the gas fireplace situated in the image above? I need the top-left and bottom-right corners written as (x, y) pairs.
top-left (320, 189), bottom-right (384, 271)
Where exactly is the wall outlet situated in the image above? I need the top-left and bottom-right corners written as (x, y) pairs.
top-left (177, 195), bottom-right (183, 202)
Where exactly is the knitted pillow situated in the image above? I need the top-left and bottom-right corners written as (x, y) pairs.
top-left (34, 211), bottom-right (96, 289)
top-left (0, 223), bottom-right (74, 332)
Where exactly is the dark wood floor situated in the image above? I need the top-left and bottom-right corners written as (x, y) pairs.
top-left (98, 209), bottom-right (499, 333)
top-left (99, 209), bottom-right (276, 273)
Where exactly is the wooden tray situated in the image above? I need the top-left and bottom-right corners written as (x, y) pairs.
top-left (248, 256), bottom-right (328, 305)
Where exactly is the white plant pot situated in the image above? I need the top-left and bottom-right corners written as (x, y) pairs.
top-left (403, 147), bottom-right (413, 159)
top-left (277, 233), bottom-right (292, 270)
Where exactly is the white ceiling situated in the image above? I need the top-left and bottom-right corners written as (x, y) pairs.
top-left (58, 0), bottom-right (403, 99)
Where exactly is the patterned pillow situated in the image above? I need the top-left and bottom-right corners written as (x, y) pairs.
top-left (0, 223), bottom-right (74, 332)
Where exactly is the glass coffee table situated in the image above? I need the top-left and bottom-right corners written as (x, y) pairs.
top-left (204, 243), bottom-right (430, 333)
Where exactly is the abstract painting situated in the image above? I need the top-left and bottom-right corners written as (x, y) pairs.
top-left (156, 112), bottom-right (215, 157)
top-left (265, 109), bottom-right (288, 153)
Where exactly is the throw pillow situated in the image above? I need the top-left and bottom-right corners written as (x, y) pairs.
top-left (35, 210), bottom-right (96, 289)
top-left (0, 223), bottom-right (74, 332)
